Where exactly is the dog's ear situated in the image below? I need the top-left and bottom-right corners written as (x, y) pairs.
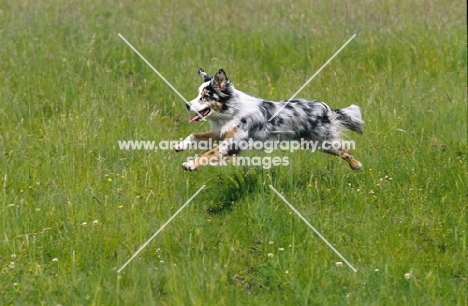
top-left (198, 68), bottom-right (212, 82)
top-left (213, 68), bottom-right (228, 92)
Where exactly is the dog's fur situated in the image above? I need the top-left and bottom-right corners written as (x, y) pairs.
top-left (175, 68), bottom-right (364, 171)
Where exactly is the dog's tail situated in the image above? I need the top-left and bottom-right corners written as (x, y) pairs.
top-left (334, 105), bottom-right (364, 134)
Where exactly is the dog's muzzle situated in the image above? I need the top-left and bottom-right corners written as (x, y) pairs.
top-left (186, 102), bottom-right (191, 111)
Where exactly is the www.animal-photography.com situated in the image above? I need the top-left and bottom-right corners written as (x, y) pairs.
top-left (0, 1), bottom-right (466, 305)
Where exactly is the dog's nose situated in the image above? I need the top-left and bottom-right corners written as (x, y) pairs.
top-left (186, 102), bottom-right (191, 111)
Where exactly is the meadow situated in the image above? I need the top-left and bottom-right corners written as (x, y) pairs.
top-left (0, 0), bottom-right (466, 304)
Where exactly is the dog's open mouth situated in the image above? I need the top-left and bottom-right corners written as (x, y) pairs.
top-left (189, 108), bottom-right (211, 123)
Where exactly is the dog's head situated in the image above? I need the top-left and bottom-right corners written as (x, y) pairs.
top-left (186, 68), bottom-right (233, 123)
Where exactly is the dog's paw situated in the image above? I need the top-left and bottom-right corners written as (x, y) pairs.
top-left (350, 160), bottom-right (363, 170)
top-left (174, 143), bottom-right (184, 152)
top-left (182, 160), bottom-right (196, 171)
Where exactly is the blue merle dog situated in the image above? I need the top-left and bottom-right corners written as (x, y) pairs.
top-left (175, 68), bottom-right (364, 171)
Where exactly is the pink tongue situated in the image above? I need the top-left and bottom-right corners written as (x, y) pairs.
top-left (189, 114), bottom-right (200, 123)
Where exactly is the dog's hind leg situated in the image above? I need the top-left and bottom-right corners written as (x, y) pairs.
top-left (322, 148), bottom-right (363, 170)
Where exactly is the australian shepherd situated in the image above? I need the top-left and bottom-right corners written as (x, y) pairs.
top-left (175, 68), bottom-right (364, 171)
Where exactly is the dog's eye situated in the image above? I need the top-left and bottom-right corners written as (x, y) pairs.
top-left (201, 95), bottom-right (209, 102)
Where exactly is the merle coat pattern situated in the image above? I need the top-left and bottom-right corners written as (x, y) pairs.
top-left (175, 68), bottom-right (364, 170)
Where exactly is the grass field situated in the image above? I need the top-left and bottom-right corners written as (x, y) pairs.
top-left (0, 0), bottom-right (466, 305)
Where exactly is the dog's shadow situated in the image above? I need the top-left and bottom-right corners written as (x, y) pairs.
top-left (196, 162), bottom-right (337, 214)
top-left (199, 167), bottom-right (269, 214)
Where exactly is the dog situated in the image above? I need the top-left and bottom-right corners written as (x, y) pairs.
top-left (174, 68), bottom-right (364, 171)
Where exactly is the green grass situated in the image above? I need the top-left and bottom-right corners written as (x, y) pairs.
top-left (0, 0), bottom-right (466, 304)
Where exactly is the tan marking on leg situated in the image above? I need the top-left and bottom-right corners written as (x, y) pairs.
top-left (340, 151), bottom-right (362, 170)
top-left (323, 148), bottom-right (362, 170)
top-left (192, 147), bottom-right (220, 169)
top-left (191, 145), bottom-right (235, 170)
top-left (188, 131), bottom-right (237, 170)
top-left (192, 131), bottom-right (219, 141)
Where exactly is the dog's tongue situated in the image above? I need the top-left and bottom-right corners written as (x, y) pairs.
top-left (189, 114), bottom-right (200, 123)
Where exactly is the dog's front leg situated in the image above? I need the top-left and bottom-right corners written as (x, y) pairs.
top-left (181, 136), bottom-right (237, 171)
top-left (174, 131), bottom-right (219, 152)
top-left (182, 145), bottom-right (229, 171)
